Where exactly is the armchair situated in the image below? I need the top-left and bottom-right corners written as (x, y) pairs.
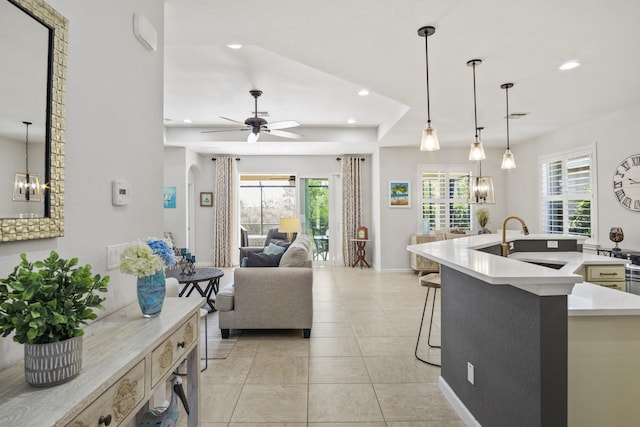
top-left (239, 226), bottom-right (297, 264)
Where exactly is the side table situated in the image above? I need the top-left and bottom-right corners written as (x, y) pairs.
top-left (166, 267), bottom-right (224, 311)
top-left (351, 238), bottom-right (371, 268)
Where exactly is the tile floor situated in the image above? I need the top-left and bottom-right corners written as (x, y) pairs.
top-left (180, 266), bottom-right (463, 426)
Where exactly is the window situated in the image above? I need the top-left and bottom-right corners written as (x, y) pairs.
top-left (420, 166), bottom-right (472, 232)
top-left (239, 176), bottom-right (296, 242)
top-left (540, 146), bottom-right (595, 238)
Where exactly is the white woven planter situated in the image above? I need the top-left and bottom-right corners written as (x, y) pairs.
top-left (24, 336), bottom-right (83, 387)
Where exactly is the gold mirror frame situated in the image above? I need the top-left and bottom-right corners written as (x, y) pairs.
top-left (0, 0), bottom-right (66, 242)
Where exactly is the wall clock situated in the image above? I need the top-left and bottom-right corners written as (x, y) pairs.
top-left (613, 154), bottom-right (640, 211)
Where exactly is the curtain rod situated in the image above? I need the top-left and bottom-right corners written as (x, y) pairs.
top-left (211, 157), bottom-right (241, 161)
top-left (336, 157), bottom-right (365, 161)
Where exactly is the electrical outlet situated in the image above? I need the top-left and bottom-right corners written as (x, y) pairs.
top-left (547, 240), bottom-right (559, 249)
top-left (509, 242), bottom-right (515, 250)
top-left (106, 243), bottom-right (128, 270)
top-left (467, 362), bottom-right (475, 385)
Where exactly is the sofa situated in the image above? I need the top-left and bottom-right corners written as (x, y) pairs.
top-left (218, 234), bottom-right (313, 338)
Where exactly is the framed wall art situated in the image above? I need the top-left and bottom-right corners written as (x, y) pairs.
top-left (200, 192), bottom-right (213, 207)
top-left (389, 181), bottom-right (410, 208)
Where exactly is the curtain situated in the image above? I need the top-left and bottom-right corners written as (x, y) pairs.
top-left (341, 157), bottom-right (363, 266)
top-left (212, 156), bottom-right (237, 267)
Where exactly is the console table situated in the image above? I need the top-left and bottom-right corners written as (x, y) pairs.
top-left (0, 297), bottom-right (203, 427)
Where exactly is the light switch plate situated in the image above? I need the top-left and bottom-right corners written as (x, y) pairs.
top-left (106, 243), bottom-right (128, 270)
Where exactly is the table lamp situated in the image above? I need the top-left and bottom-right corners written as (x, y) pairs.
top-left (279, 217), bottom-right (301, 242)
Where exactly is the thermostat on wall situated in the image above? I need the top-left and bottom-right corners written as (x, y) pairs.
top-left (112, 179), bottom-right (131, 206)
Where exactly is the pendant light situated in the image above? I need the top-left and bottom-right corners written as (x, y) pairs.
top-left (469, 127), bottom-right (495, 204)
top-left (418, 26), bottom-right (440, 151)
top-left (500, 82), bottom-right (516, 169)
top-left (467, 59), bottom-right (486, 160)
top-left (12, 121), bottom-right (41, 202)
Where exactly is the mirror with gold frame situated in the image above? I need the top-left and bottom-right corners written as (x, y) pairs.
top-left (0, 0), bottom-right (66, 242)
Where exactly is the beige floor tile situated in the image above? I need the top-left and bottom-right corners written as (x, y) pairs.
top-left (230, 424), bottom-right (307, 427)
top-left (226, 340), bottom-right (260, 358)
top-left (374, 383), bottom-right (460, 421)
top-left (357, 336), bottom-right (417, 357)
top-left (309, 424), bottom-right (386, 427)
top-left (246, 355), bottom-right (309, 384)
top-left (309, 356), bottom-right (370, 383)
top-left (310, 337), bottom-right (362, 357)
top-left (201, 424), bottom-right (231, 427)
top-left (255, 338), bottom-right (310, 357)
top-left (364, 356), bottom-right (440, 383)
top-left (350, 317), bottom-right (401, 337)
top-left (310, 322), bottom-right (355, 337)
top-left (313, 310), bottom-right (350, 323)
top-left (231, 384), bottom-right (308, 422)
top-left (314, 300), bottom-right (345, 311)
top-left (202, 357), bottom-right (253, 383)
top-left (308, 383), bottom-right (384, 422)
top-left (386, 421), bottom-right (466, 427)
top-left (199, 383), bottom-right (243, 422)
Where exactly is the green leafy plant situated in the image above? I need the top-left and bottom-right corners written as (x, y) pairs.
top-left (0, 251), bottom-right (109, 344)
top-left (476, 208), bottom-right (490, 228)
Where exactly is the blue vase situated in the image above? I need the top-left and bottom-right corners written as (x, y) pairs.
top-left (137, 270), bottom-right (166, 317)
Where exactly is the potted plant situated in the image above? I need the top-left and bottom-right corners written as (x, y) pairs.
top-left (476, 208), bottom-right (491, 234)
top-left (120, 238), bottom-right (176, 318)
top-left (0, 251), bottom-right (109, 387)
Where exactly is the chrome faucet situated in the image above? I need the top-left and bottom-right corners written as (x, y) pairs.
top-left (501, 215), bottom-right (530, 257)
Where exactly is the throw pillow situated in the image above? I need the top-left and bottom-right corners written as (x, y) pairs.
top-left (246, 251), bottom-right (284, 267)
top-left (279, 242), bottom-right (309, 267)
top-left (265, 242), bottom-right (287, 255)
top-left (241, 257), bottom-right (247, 267)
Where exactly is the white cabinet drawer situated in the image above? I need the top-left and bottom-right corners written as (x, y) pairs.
top-left (585, 265), bottom-right (625, 282)
top-left (150, 313), bottom-right (197, 386)
top-left (67, 360), bottom-right (145, 427)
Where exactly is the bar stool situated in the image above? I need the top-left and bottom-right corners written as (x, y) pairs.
top-left (415, 272), bottom-right (441, 366)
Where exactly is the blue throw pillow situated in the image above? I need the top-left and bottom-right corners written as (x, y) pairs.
top-left (246, 251), bottom-right (284, 267)
top-left (241, 257), bottom-right (247, 267)
top-left (265, 243), bottom-right (287, 255)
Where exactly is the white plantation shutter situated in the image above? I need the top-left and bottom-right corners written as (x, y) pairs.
top-left (420, 168), bottom-right (471, 232)
top-left (540, 148), bottom-right (594, 238)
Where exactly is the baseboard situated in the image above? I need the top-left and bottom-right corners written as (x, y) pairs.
top-left (439, 376), bottom-right (481, 427)
top-left (377, 268), bottom-right (414, 273)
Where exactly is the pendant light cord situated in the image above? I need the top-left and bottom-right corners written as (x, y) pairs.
top-left (424, 35), bottom-right (431, 125)
top-left (472, 62), bottom-right (478, 139)
top-left (23, 121), bottom-right (31, 174)
top-left (505, 85), bottom-right (510, 150)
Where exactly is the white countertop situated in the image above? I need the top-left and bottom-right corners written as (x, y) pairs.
top-left (407, 233), bottom-right (627, 297)
top-left (568, 281), bottom-right (640, 316)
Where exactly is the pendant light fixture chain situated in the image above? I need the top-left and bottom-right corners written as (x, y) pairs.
top-left (501, 83), bottom-right (513, 150)
top-left (467, 59), bottom-right (482, 138)
top-left (418, 25), bottom-right (440, 151)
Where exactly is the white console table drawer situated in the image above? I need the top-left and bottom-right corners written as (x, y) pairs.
top-left (151, 313), bottom-right (197, 386)
top-left (66, 360), bottom-right (145, 427)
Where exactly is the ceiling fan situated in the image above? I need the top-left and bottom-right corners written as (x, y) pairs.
top-left (202, 89), bottom-right (303, 143)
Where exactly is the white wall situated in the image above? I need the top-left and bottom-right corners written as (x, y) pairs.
top-left (506, 102), bottom-right (640, 250)
top-left (376, 146), bottom-right (508, 272)
top-left (0, 0), bottom-right (164, 370)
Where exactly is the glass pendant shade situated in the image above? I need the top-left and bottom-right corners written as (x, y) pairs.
top-left (420, 125), bottom-right (440, 151)
top-left (469, 175), bottom-right (495, 204)
top-left (13, 173), bottom-right (41, 202)
top-left (247, 131), bottom-right (259, 143)
top-left (469, 137), bottom-right (486, 160)
top-left (501, 148), bottom-right (516, 169)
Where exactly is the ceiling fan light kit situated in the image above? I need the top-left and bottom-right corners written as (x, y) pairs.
top-left (418, 25), bottom-right (440, 151)
top-left (202, 89), bottom-right (303, 142)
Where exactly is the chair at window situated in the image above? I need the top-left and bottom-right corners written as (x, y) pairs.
top-left (312, 228), bottom-right (328, 261)
top-left (239, 227), bottom-right (295, 264)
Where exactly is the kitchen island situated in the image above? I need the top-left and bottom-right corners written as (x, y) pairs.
top-left (408, 233), bottom-right (636, 427)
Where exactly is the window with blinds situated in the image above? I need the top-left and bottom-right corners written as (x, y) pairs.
top-left (540, 149), bottom-right (594, 237)
top-left (421, 169), bottom-right (471, 232)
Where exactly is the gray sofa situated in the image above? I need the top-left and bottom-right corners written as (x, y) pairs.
top-left (239, 226), bottom-right (297, 264)
top-left (218, 235), bottom-right (313, 338)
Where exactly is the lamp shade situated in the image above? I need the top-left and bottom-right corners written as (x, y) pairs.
top-left (501, 148), bottom-right (516, 169)
top-left (468, 137), bottom-right (486, 161)
top-left (279, 217), bottom-right (302, 233)
top-left (469, 175), bottom-right (495, 204)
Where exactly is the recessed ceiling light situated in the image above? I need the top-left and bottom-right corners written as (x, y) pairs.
top-left (183, 119), bottom-right (192, 123)
top-left (358, 89), bottom-right (370, 96)
top-left (347, 118), bottom-right (356, 124)
top-left (559, 61), bottom-right (580, 71)
top-left (227, 43), bottom-right (242, 49)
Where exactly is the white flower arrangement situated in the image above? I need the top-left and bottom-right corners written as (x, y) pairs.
top-left (119, 239), bottom-right (176, 278)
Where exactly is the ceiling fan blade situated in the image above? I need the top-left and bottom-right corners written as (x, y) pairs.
top-left (220, 116), bottom-right (245, 124)
top-left (266, 120), bottom-right (300, 130)
top-left (267, 129), bottom-right (304, 139)
top-left (201, 128), bottom-right (248, 134)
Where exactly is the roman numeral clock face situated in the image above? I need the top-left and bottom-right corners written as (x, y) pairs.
top-left (613, 154), bottom-right (640, 211)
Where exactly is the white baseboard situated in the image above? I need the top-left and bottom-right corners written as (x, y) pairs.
top-left (377, 268), bottom-right (414, 273)
top-left (439, 376), bottom-right (481, 427)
